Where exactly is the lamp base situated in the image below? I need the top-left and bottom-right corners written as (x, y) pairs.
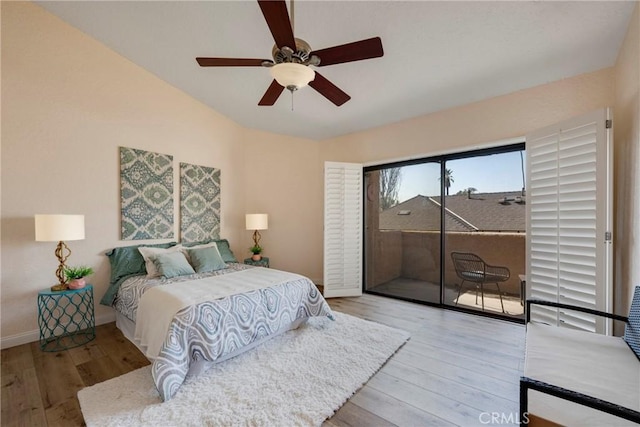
top-left (50, 283), bottom-right (68, 292)
top-left (53, 240), bottom-right (71, 291)
top-left (252, 230), bottom-right (262, 247)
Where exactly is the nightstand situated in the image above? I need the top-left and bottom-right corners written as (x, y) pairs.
top-left (37, 284), bottom-right (96, 352)
top-left (244, 257), bottom-right (270, 268)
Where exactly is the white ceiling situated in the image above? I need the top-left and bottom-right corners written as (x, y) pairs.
top-left (36, 1), bottom-right (635, 141)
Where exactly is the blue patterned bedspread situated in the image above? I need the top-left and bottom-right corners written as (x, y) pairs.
top-left (117, 266), bottom-right (334, 401)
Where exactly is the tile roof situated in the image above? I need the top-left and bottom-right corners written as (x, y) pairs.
top-left (379, 192), bottom-right (526, 232)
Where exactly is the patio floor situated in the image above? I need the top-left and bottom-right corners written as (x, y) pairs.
top-left (367, 277), bottom-right (524, 319)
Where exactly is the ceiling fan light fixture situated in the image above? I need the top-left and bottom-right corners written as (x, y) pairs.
top-left (270, 63), bottom-right (315, 91)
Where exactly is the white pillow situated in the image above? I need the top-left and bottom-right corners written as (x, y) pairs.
top-left (138, 245), bottom-right (183, 278)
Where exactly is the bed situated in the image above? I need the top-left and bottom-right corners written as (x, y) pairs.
top-left (101, 240), bottom-right (334, 401)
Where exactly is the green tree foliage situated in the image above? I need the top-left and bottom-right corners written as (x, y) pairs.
top-left (439, 168), bottom-right (454, 195)
top-left (379, 167), bottom-right (402, 210)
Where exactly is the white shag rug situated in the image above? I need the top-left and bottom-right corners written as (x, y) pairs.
top-left (78, 312), bottom-right (410, 427)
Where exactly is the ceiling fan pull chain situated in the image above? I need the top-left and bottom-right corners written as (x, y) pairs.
top-left (291, 91), bottom-right (294, 111)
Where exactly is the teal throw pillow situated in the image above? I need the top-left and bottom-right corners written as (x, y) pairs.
top-left (101, 242), bottom-right (176, 306)
top-left (151, 251), bottom-right (195, 279)
top-left (182, 238), bottom-right (238, 263)
top-left (106, 242), bottom-right (176, 284)
top-left (215, 239), bottom-right (238, 263)
top-left (187, 246), bottom-right (227, 273)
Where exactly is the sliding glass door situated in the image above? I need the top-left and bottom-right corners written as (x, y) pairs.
top-left (442, 151), bottom-right (526, 320)
top-left (364, 162), bottom-right (441, 304)
top-left (364, 143), bottom-right (526, 321)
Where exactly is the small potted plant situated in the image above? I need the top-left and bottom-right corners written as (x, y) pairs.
top-left (64, 266), bottom-right (94, 290)
top-left (249, 244), bottom-right (263, 261)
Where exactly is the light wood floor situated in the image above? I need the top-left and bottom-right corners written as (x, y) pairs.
top-left (2, 294), bottom-right (525, 426)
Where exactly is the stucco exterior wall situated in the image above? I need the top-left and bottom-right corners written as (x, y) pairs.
top-left (370, 231), bottom-right (525, 296)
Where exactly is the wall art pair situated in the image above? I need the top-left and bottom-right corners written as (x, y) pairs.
top-left (119, 147), bottom-right (220, 242)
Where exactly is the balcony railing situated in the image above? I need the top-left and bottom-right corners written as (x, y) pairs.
top-left (365, 230), bottom-right (525, 317)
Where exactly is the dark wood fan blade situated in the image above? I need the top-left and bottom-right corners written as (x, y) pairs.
top-left (196, 58), bottom-right (269, 67)
top-left (258, 80), bottom-right (285, 106)
top-left (311, 37), bottom-right (383, 67)
top-left (309, 72), bottom-right (350, 106)
top-left (257, 0), bottom-right (296, 50)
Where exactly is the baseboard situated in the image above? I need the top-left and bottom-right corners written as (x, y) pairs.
top-left (1, 312), bottom-right (116, 350)
top-left (1, 330), bottom-right (38, 350)
top-left (96, 312), bottom-right (117, 327)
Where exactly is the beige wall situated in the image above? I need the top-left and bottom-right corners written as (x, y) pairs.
top-left (243, 129), bottom-right (322, 282)
top-left (1, 2), bottom-right (247, 346)
top-left (614, 2), bottom-right (640, 318)
top-left (320, 67), bottom-right (614, 165)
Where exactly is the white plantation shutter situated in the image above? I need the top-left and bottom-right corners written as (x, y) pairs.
top-left (323, 162), bottom-right (363, 298)
top-left (526, 108), bottom-right (613, 334)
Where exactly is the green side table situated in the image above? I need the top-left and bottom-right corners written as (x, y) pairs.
top-left (244, 257), bottom-right (270, 268)
top-left (37, 284), bottom-right (96, 352)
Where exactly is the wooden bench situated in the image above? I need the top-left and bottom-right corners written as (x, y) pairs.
top-left (520, 286), bottom-right (640, 426)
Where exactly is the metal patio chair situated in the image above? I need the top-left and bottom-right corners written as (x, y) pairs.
top-left (451, 252), bottom-right (509, 313)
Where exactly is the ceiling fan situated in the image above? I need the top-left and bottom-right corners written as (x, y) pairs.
top-left (196, 0), bottom-right (384, 107)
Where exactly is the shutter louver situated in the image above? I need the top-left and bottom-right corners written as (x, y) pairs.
top-left (323, 162), bottom-right (363, 298)
top-left (526, 109), bottom-right (612, 334)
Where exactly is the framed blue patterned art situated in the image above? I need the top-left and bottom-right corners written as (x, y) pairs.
top-left (180, 163), bottom-right (220, 243)
top-left (120, 147), bottom-right (174, 240)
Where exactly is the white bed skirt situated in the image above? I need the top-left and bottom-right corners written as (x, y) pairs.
top-left (115, 311), bottom-right (307, 377)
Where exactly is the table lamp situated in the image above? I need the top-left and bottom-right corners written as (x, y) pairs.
top-left (35, 214), bottom-right (85, 291)
top-left (245, 213), bottom-right (268, 249)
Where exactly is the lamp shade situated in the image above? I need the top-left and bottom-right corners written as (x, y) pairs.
top-left (245, 214), bottom-right (268, 231)
top-left (270, 63), bottom-right (315, 90)
top-left (35, 214), bottom-right (85, 242)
